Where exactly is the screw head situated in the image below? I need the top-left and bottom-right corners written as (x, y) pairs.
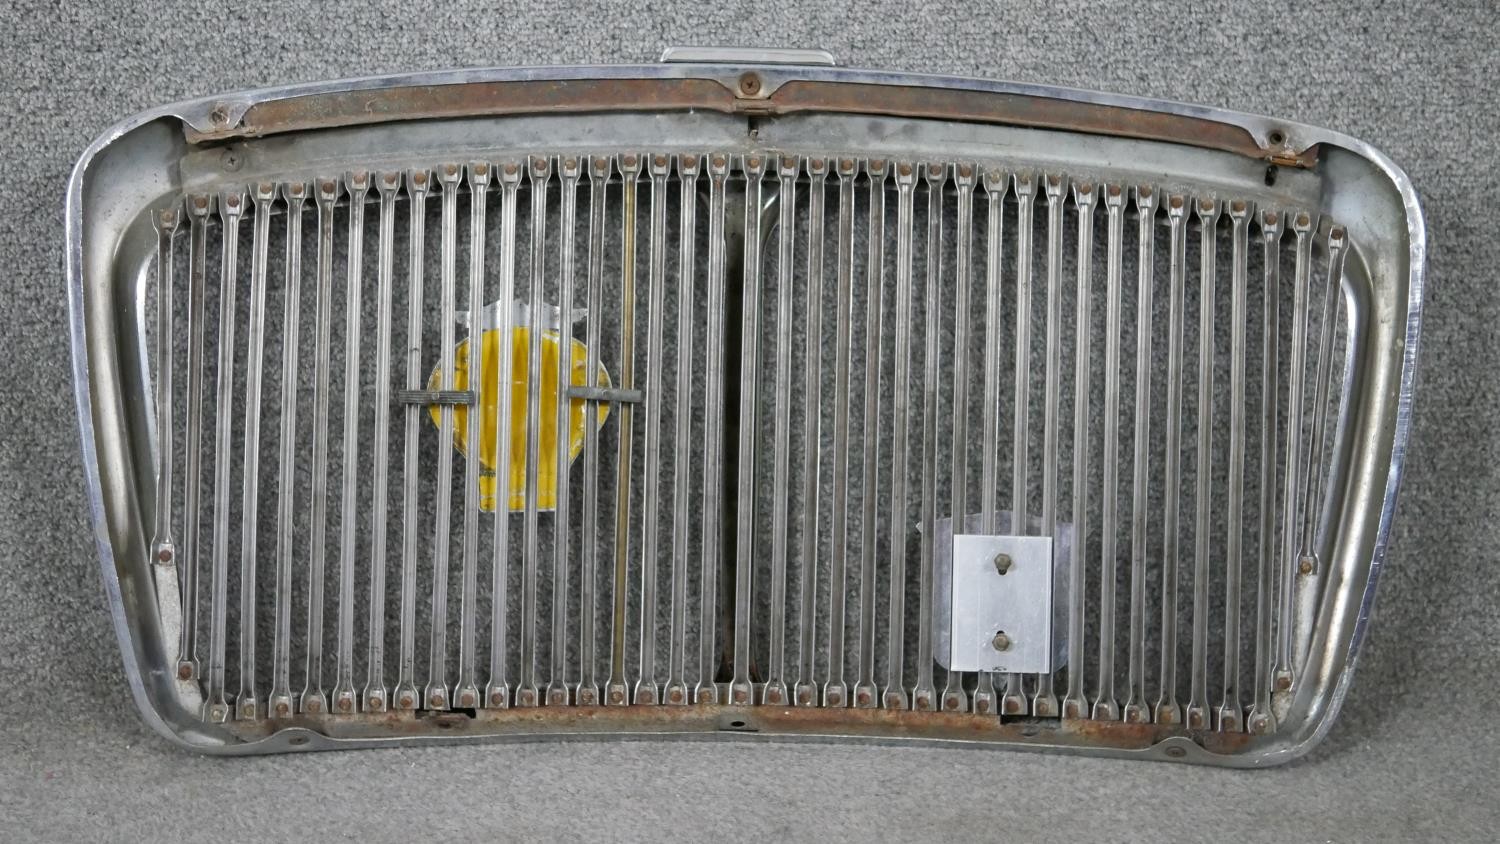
top-left (1298, 557), bottom-right (1315, 576)
top-left (994, 553), bottom-right (1013, 575)
top-left (992, 631), bottom-right (1012, 652)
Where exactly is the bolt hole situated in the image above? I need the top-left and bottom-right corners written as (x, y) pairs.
top-left (1165, 745), bottom-right (1186, 758)
top-left (730, 720), bottom-right (745, 728)
top-left (1264, 165), bottom-right (1278, 187)
top-left (288, 736), bottom-right (309, 746)
top-left (1267, 130), bottom-right (1285, 146)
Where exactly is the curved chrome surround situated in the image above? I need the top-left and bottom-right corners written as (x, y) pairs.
top-left (67, 55), bottom-right (1424, 764)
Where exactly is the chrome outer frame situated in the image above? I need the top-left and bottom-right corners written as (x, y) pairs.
top-left (67, 55), bottom-right (1425, 764)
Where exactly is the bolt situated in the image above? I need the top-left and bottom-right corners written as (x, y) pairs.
top-left (994, 553), bottom-right (1013, 576)
top-left (738, 72), bottom-right (762, 96)
top-left (209, 104), bottom-right (229, 126)
top-left (992, 631), bottom-right (1012, 652)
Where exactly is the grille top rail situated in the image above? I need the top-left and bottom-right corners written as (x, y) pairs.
top-left (69, 50), bottom-right (1424, 766)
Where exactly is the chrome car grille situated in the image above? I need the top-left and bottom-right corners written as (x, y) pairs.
top-left (69, 48), bottom-right (1424, 765)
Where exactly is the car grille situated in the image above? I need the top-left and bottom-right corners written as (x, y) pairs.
top-left (69, 48), bottom-right (1424, 765)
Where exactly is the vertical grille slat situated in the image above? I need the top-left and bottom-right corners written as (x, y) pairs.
top-left (237, 182), bottom-right (275, 722)
top-left (666, 154), bottom-right (698, 706)
top-left (853, 159), bottom-right (887, 711)
top-left (914, 161), bottom-right (946, 712)
top-left (1125, 185), bottom-right (1158, 726)
top-left (1249, 207), bottom-right (1283, 733)
top-left (456, 163), bottom-right (490, 711)
top-left (180, 194), bottom-right (211, 686)
top-left (332, 172), bottom-right (369, 717)
top-left (1186, 197), bottom-right (1220, 731)
top-left (824, 157), bottom-right (856, 710)
top-left (795, 157), bottom-right (827, 708)
top-left (269, 182), bottom-right (306, 720)
top-left (637, 153), bottom-right (668, 707)
top-left (605, 155), bottom-right (640, 708)
top-left (1062, 181), bottom-right (1097, 721)
top-left (425, 166), bottom-right (460, 712)
top-left (765, 154), bottom-right (797, 707)
top-left (1095, 183), bottom-right (1125, 722)
top-left (519, 156), bottom-right (552, 708)
top-left (695, 154), bottom-right (728, 705)
top-left (885, 160), bottom-right (917, 712)
top-left (550, 157), bottom-right (580, 707)
top-left (206, 187), bottom-right (246, 724)
top-left (1157, 193), bottom-right (1189, 727)
top-left (1003, 172), bottom-right (1036, 718)
top-left (485, 162), bottom-right (519, 710)
top-left (396, 169), bottom-right (430, 713)
top-left (1276, 210), bottom-right (1316, 698)
top-left (578, 156), bottom-right (610, 707)
top-left (1220, 198), bottom-right (1252, 733)
top-left (1035, 172), bottom-right (1066, 719)
top-left (942, 162), bottom-right (976, 714)
top-left (974, 167), bottom-right (1007, 717)
top-left (729, 154), bottom-right (765, 707)
top-left (364, 173), bottom-right (398, 713)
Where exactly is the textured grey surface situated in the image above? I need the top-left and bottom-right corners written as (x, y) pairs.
top-left (2, 0), bottom-right (1496, 840)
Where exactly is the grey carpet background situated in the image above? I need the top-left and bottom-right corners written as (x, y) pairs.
top-left (2, 0), bottom-right (1495, 840)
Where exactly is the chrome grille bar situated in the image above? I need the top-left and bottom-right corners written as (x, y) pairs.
top-left (1186, 197), bottom-right (1220, 731)
top-left (333, 171), bottom-right (369, 716)
top-left (1094, 184), bottom-right (1124, 722)
top-left (824, 157), bottom-right (856, 710)
top-left (206, 187), bottom-right (245, 724)
top-left (1157, 193), bottom-right (1189, 727)
top-left (766, 154), bottom-right (797, 707)
top-left (456, 163), bottom-right (490, 711)
top-left (730, 154), bottom-right (764, 707)
top-left (1003, 171), bottom-right (1035, 718)
top-left (1036, 172), bottom-right (1066, 719)
top-left (551, 157), bottom-right (580, 707)
top-left (666, 153), bottom-right (698, 706)
top-left (519, 156), bottom-right (551, 707)
top-left (579, 156), bottom-right (610, 707)
top-left (179, 194), bottom-right (210, 685)
top-left (1124, 185), bottom-right (1157, 726)
top-left (853, 158), bottom-right (886, 711)
top-left (695, 154), bottom-right (728, 705)
top-left (238, 181), bottom-right (274, 722)
top-left (796, 157), bottom-right (827, 708)
top-left (942, 162), bottom-right (976, 714)
top-left (637, 153), bottom-right (668, 707)
top-left (885, 160), bottom-right (916, 712)
top-left (1062, 181), bottom-right (1096, 721)
top-left (396, 170), bottom-right (429, 712)
top-left (269, 182), bottom-right (306, 719)
top-left (365, 172), bottom-right (398, 713)
top-left (1249, 207), bottom-right (1283, 734)
top-left (1220, 198), bottom-right (1253, 733)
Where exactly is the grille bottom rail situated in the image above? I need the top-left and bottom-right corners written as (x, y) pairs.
top-left (69, 49), bottom-right (1424, 766)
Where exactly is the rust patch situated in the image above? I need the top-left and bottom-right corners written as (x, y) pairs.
top-left (184, 77), bottom-right (1310, 168)
top-left (223, 701), bottom-right (1257, 756)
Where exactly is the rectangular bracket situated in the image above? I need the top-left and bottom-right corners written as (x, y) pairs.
top-left (942, 527), bottom-right (1068, 675)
